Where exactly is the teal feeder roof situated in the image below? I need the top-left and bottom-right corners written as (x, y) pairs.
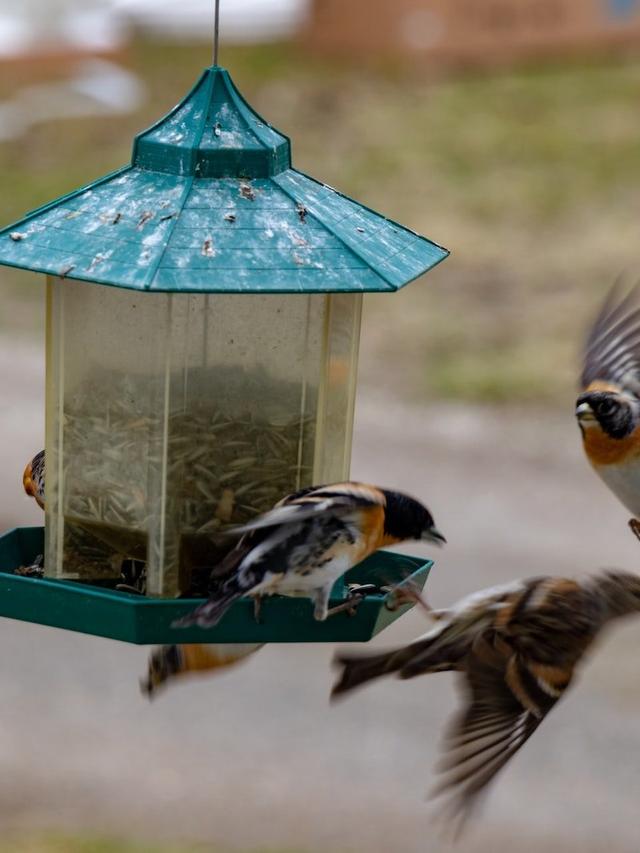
top-left (0, 67), bottom-right (448, 293)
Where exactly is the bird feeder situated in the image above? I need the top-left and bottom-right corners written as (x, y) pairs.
top-left (0, 65), bottom-right (448, 643)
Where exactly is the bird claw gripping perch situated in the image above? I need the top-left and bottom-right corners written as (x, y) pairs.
top-left (14, 554), bottom-right (44, 579)
top-left (115, 559), bottom-right (147, 595)
top-left (325, 583), bottom-right (380, 618)
top-left (383, 577), bottom-right (432, 615)
top-left (253, 595), bottom-right (263, 624)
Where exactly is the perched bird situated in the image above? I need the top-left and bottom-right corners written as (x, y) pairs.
top-left (332, 570), bottom-right (640, 826)
top-left (141, 642), bottom-right (263, 698)
top-left (175, 482), bottom-right (445, 629)
top-left (23, 450), bottom-right (45, 510)
top-left (576, 284), bottom-right (640, 538)
top-left (22, 448), bottom-right (147, 592)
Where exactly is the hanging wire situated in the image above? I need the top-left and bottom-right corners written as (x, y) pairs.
top-left (213, 0), bottom-right (221, 66)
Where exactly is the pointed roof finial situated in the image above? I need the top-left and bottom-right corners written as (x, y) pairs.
top-left (133, 67), bottom-right (291, 178)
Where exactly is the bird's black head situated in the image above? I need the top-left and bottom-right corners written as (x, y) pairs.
top-left (381, 490), bottom-right (446, 546)
top-left (575, 391), bottom-right (635, 439)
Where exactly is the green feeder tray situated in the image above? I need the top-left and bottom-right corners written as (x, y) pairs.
top-left (0, 527), bottom-right (432, 645)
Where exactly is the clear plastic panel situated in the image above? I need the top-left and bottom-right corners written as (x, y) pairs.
top-left (45, 278), bottom-right (362, 597)
top-left (314, 293), bottom-right (362, 484)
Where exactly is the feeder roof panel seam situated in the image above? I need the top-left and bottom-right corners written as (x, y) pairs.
top-left (270, 171), bottom-right (395, 292)
top-left (147, 176), bottom-right (195, 290)
top-left (282, 168), bottom-right (445, 247)
top-left (275, 169), bottom-right (449, 288)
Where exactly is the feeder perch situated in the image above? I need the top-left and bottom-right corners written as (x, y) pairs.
top-left (0, 65), bottom-right (448, 643)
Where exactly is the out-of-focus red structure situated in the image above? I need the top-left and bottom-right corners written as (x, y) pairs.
top-left (303, 0), bottom-right (640, 68)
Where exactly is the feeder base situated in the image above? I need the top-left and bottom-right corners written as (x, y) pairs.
top-left (0, 527), bottom-right (433, 645)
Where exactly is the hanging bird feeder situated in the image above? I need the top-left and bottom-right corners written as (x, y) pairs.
top-left (0, 61), bottom-right (448, 644)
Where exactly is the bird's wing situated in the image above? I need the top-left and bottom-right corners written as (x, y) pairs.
top-left (229, 497), bottom-right (340, 534)
top-left (229, 483), bottom-right (384, 535)
top-left (331, 581), bottom-right (530, 698)
top-left (396, 579), bottom-right (529, 679)
top-left (208, 484), bottom-right (383, 587)
top-left (207, 536), bottom-right (256, 582)
top-left (581, 282), bottom-right (640, 394)
top-left (205, 487), bottom-right (331, 581)
top-left (432, 630), bottom-right (565, 829)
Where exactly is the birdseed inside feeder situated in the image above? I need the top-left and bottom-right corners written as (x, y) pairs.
top-left (0, 64), bottom-right (447, 640)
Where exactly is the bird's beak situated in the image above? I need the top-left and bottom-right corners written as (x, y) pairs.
top-left (422, 527), bottom-right (446, 546)
top-left (575, 401), bottom-right (596, 422)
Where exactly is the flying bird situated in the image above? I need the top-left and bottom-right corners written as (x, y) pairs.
top-left (141, 642), bottom-right (263, 698)
top-left (331, 570), bottom-right (640, 826)
top-left (576, 284), bottom-right (640, 539)
top-left (175, 482), bottom-right (445, 629)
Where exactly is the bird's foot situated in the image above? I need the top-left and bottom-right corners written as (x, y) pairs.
top-left (253, 595), bottom-right (263, 624)
top-left (348, 583), bottom-right (380, 597)
top-left (383, 579), bottom-right (432, 615)
top-left (325, 587), bottom-right (371, 618)
top-left (15, 554), bottom-right (44, 578)
top-left (629, 518), bottom-right (640, 544)
top-left (117, 559), bottom-right (147, 595)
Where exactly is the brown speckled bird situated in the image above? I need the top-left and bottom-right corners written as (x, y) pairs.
top-left (175, 482), bottom-right (445, 629)
top-left (576, 285), bottom-right (640, 540)
top-left (332, 571), bottom-right (640, 827)
top-left (141, 642), bottom-right (263, 698)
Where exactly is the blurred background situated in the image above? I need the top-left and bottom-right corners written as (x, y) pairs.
top-left (3, 1), bottom-right (640, 851)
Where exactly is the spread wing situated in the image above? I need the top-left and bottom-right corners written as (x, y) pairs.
top-left (229, 482), bottom-right (384, 535)
top-left (176, 483), bottom-right (385, 628)
top-left (208, 483), bottom-right (384, 584)
top-left (432, 630), bottom-right (563, 831)
top-left (581, 282), bottom-right (640, 395)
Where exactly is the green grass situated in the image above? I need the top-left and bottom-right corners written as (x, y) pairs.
top-left (0, 834), bottom-right (305, 853)
top-left (0, 838), bottom-right (201, 853)
top-left (2, 40), bottom-right (640, 400)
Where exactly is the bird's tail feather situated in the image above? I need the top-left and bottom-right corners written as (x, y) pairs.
top-left (331, 647), bottom-right (414, 698)
top-left (172, 589), bottom-right (242, 629)
top-left (332, 636), bottom-right (459, 698)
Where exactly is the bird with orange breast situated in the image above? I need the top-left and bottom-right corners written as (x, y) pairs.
top-left (174, 482), bottom-right (445, 629)
top-left (576, 284), bottom-right (640, 540)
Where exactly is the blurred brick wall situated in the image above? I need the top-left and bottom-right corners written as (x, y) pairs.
top-left (303, 0), bottom-right (640, 66)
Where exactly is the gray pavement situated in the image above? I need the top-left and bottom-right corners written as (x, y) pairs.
top-left (1, 342), bottom-right (640, 851)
